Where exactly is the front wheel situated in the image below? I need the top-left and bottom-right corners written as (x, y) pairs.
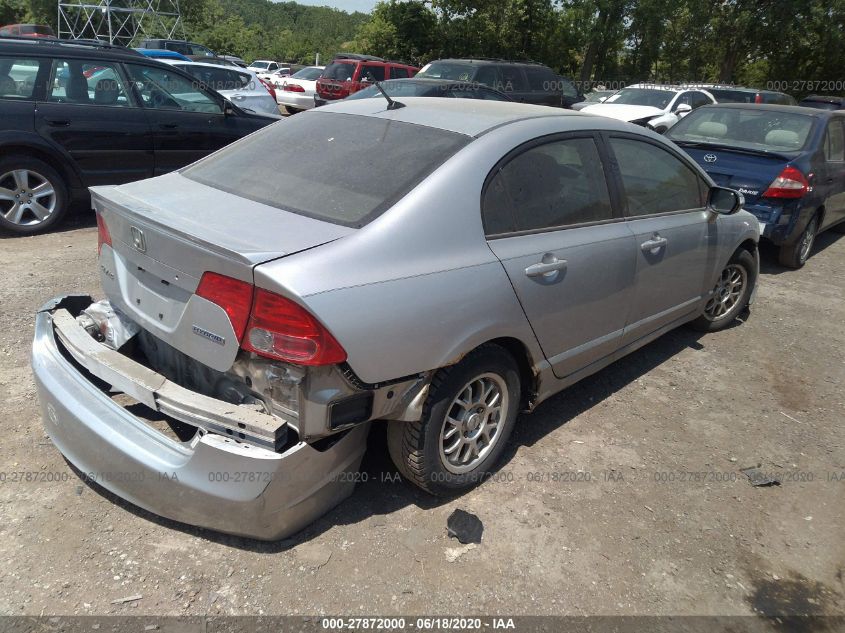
top-left (690, 249), bottom-right (756, 332)
top-left (779, 215), bottom-right (818, 268)
top-left (387, 345), bottom-right (521, 495)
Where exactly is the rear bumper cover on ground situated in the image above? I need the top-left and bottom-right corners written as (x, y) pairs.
top-left (31, 295), bottom-right (370, 541)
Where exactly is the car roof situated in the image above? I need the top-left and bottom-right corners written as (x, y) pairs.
top-left (318, 96), bottom-right (635, 137)
top-left (428, 58), bottom-right (548, 67)
top-left (699, 103), bottom-right (841, 117)
top-left (0, 37), bottom-right (143, 60)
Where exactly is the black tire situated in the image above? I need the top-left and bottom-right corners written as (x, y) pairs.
top-left (689, 248), bottom-right (757, 332)
top-left (778, 214), bottom-right (818, 268)
top-left (0, 154), bottom-right (69, 236)
top-left (387, 344), bottom-right (521, 495)
top-left (284, 106), bottom-right (302, 115)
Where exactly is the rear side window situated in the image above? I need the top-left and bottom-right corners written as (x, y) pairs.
top-left (498, 66), bottom-right (527, 93)
top-left (358, 64), bottom-right (385, 82)
top-left (183, 111), bottom-right (471, 227)
top-left (0, 57), bottom-right (41, 100)
top-left (390, 66), bottom-right (409, 79)
top-left (482, 137), bottom-right (613, 235)
top-left (609, 137), bottom-right (705, 215)
top-left (524, 66), bottom-right (556, 92)
top-left (824, 119), bottom-right (844, 162)
top-left (323, 62), bottom-right (354, 80)
top-left (48, 59), bottom-right (132, 107)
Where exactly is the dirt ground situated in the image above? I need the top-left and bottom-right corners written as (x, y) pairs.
top-left (0, 211), bottom-right (843, 621)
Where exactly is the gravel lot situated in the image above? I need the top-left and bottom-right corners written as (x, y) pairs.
top-left (1, 212), bottom-right (843, 620)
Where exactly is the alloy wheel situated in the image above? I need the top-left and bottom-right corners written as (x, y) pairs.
top-left (798, 217), bottom-right (818, 264)
top-left (439, 373), bottom-right (508, 474)
top-left (704, 263), bottom-right (747, 321)
top-left (0, 169), bottom-right (57, 227)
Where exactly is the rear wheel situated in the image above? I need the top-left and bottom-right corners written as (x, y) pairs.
top-left (0, 155), bottom-right (69, 235)
top-left (387, 345), bottom-right (521, 495)
top-left (690, 249), bottom-right (756, 332)
top-left (778, 215), bottom-right (818, 268)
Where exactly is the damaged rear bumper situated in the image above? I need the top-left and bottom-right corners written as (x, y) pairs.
top-left (31, 295), bottom-right (370, 541)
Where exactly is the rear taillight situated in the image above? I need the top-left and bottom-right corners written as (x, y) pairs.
top-left (762, 166), bottom-right (809, 199)
top-left (96, 213), bottom-right (111, 256)
top-left (754, 93), bottom-right (763, 104)
top-left (242, 288), bottom-right (346, 366)
top-left (195, 272), bottom-right (253, 341)
top-left (195, 273), bottom-right (346, 366)
top-left (284, 84), bottom-right (305, 92)
top-left (259, 77), bottom-right (276, 101)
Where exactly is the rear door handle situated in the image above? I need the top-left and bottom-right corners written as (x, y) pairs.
top-left (525, 256), bottom-right (567, 278)
top-left (641, 236), bottom-right (668, 252)
top-left (45, 118), bottom-right (70, 126)
top-left (159, 123), bottom-right (178, 130)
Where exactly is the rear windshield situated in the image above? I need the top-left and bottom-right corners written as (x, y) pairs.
top-left (182, 112), bottom-right (471, 227)
top-left (292, 67), bottom-right (323, 80)
top-left (21, 25), bottom-right (53, 35)
top-left (323, 61), bottom-right (355, 80)
top-left (603, 88), bottom-right (674, 108)
top-left (668, 107), bottom-right (815, 152)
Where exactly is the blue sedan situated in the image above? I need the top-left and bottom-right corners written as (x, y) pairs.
top-left (667, 104), bottom-right (845, 267)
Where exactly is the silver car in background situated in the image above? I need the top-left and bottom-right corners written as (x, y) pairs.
top-left (32, 99), bottom-right (759, 540)
top-left (162, 60), bottom-right (281, 117)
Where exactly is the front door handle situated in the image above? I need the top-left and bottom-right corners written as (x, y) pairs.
top-left (159, 123), bottom-right (178, 130)
top-left (641, 236), bottom-right (668, 252)
top-left (525, 256), bottom-right (567, 278)
top-left (45, 118), bottom-right (70, 126)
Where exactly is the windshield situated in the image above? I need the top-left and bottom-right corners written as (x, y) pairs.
top-left (416, 62), bottom-right (477, 82)
top-left (667, 107), bottom-right (815, 152)
top-left (603, 88), bottom-right (674, 109)
top-left (323, 62), bottom-right (355, 80)
top-left (250, 61), bottom-right (270, 70)
top-left (182, 112), bottom-right (471, 227)
top-left (292, 67), bottom-right (324, 80)
top-left (584, 90), bottom-right (612, 102)
top-left (21, 25), bottom-right (53, 35)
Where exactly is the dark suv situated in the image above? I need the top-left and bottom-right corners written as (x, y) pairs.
top-left (314, 54), bottom-right (419, 106)
top-left (415, 58), bottom-right (583, 108)
top-left (0, 38), bottom-right (274, 235)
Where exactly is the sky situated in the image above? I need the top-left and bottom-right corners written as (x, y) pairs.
top-left (289, 0), bottom-right (377, 13)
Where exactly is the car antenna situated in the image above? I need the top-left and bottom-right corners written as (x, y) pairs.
top-left (368, 72), bottom-right (405, 110)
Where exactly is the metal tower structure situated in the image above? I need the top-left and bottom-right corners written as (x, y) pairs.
top-left (57, 0), bottom-right (184, 46)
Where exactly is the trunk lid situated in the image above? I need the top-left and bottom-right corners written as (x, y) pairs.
top-left (678, 143), bottom-right (796, 205)
top-left (91, 172), bottom-right (354, 371)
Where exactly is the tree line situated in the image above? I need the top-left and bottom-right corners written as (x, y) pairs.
top-left (3, 0), bottom-right (843, 97)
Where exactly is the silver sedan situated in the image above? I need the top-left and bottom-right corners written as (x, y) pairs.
top-left (33, 98), bottom-right (759, 539)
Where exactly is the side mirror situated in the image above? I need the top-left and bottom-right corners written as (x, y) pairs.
top-left (675, 103), bottom-right (692, 116)
top-left (223, 100), bottom-right (236, 116)
top-left (708, 186), bottom-right (743, 215)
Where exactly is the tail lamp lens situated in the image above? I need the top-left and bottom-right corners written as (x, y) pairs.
top-left (96, 212), bottom-right (112, 256)
top-left (195, 272), bottom-right (253, 341)
top-left (284, 84), bottom-right (305, 92)
top-left (242, 288), bottom-right (347, 366)
top-left (762, 166), bottom-right (809, 199)
top-left (195, 273), bottom-right (346, 366)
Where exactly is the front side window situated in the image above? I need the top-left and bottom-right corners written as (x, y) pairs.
top-left (0, 57), bottom-right (41, 100)
top-left (175, 65), bottom-right (250, 91)
top-left (497, 66), bottom-right (527, 93)
top-left (482, 137), bottom-right (613, 235)
top-left (824, 119), bottom-right (844, 162)
top-left (48, 59), bottom-right (132, 107)
top-left (390, 66), bottom-right (409, 79)
top-left (127, 64), bottom-right (222, 113)
top-left (182, 111), bottom-right (470, 227)
top-left (690, 91), bottom-right (713, 109)
top-left (609, 137), bottom-right (705, 215)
